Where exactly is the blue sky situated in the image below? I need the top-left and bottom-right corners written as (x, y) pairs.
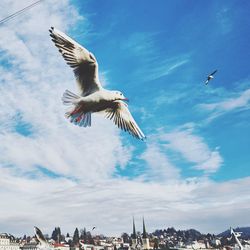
top-left (0, 0), bottom-right (250, 236)
top-left (75, 0), bottom-right (250, 180)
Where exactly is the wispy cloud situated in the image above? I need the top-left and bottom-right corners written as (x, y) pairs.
top-left (140, 144), bottom-right (180, 181)
top-left (121, 32), bottom-right (156, 58)
top-left (158, 124), bottom-right (223, 174)
top-left (142, 57), bottom-right (189, 82)
top-left (199, 88), bottom-right (250, 122)
top-left (120, 32), bottom-right (190, 83)
top-left (216, 6), bottom-right (233, 35)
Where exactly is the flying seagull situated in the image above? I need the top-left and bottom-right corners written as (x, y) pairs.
top-left (49, 27), bottom-right (145, 140)
top-left (205, 70), bottom-right (217, 85)
top-left (34, 226), bottom-right (51, 250)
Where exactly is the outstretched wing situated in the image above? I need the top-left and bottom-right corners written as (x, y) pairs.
top-left (210, 69), bottom-right (217, 76)
top-left (105, 101), bottom-right (145, 140)
top-left (49, 27), bottom-right (102, 96)
top-left (34, 226), bottom-right (49, 248)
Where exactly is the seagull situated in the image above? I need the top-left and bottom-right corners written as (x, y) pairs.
top-left (34, 226), bottom-right (51, 250)
top-left (205, 70), bottom-right (217, 85)
top-left (49, 27), bottom-right (145, 140)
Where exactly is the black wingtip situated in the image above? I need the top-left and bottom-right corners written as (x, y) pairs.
top-left (49, 27), bottom-right (54, 33)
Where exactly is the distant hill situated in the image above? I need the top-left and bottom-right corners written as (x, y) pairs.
top-left (152, 227), bottom-right (202, 240)
top-left (218, 227), bottom-right (250, 239)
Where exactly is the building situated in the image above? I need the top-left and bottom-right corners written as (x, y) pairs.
top-left (53, 243), bottom-right (70, 250)
top-left (21, 242), bottom-right (38, 250)
top-left (21, 238), bottom-right (38, 250)
top-left (0, 234), bottom-right (20, 250)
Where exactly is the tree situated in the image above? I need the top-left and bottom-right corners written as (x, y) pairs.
top-left (73, 228), bottom-right (80, 246)
top-left (51, 227), bottom-right (62, 243)
top-left (86, 231), bottom-right (94, 245)
top-left (80, 228), bottom-right (87, 242)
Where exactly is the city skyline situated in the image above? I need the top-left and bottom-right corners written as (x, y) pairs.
top-left (0, 0), bottom-right (250, 236)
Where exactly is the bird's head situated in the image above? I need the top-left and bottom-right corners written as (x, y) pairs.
top-left (112, 91), bottom-right (129, 102)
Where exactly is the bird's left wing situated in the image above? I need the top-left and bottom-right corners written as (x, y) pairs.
top-left (104, 101), bottom-right (145, 140)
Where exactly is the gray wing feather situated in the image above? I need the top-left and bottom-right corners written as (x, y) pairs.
top-left (49, 27), bottom-right (101, 96)
top-left (105, 101), bottom-right (145, 140)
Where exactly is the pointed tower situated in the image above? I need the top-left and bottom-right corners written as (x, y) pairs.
top-left (142, 217), bottom-right (150, 250)
top-left (131, 217), bottom-right (137, 249)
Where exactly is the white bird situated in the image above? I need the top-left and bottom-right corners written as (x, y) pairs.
top-left (205, 69), bottom-right (217, 85)
top-left (34, 226), bottom-right (51, 250)
top-left (49, 27), bottom-right (145, 140)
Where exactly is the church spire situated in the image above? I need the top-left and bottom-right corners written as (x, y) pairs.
top-left (142, 217), bottom-right (147, 238)
top-left (132, 217), bottom-right (136, 239)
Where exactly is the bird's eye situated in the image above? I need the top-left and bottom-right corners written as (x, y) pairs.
top-left (120, 93), bottom-right (122, 96)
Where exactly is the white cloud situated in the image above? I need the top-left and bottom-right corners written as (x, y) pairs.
top-left (158, 125), bottom-right (223, 173)
top-left (0, 0), bottom-right (248, 238)
top-left (0, 0), bottom-right (133, 179)
top-left (202, 89), bottom-right (250, 111)
top-left (140, 144), bottom-right (180, 181)
top-left (0, 0), bottom-right (133, 234)
top-left (199, 88), bottom-right (250, 122)
top-left (1, 168), bottom-right (250, 236)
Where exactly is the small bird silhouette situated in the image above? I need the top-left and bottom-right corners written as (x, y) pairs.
top-left (205, 70), bottom-right (217, 85)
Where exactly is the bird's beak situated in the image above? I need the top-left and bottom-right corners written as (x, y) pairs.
top-left (123, 98), bottom-right (129, 102)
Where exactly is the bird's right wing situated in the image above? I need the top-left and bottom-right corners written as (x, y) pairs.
top-left (210, 69), bottom-right (217, 75)
top-left (49, 27), bottom-right (102, 96)
top-left (104, 101), bottom-right (146, 140)
top-left (34, 227), bottom-right (50, 248)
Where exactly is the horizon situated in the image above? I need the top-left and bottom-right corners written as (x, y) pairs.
top-left (0, 0), bottom-right (250, 236)
top-left (2, 224), bottom-right (250, 238)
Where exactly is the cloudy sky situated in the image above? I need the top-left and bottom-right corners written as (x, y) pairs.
top-left (0, 0), bottom-right (250, 237)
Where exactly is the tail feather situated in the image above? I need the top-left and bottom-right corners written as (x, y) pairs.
top-left (62, 89), bottom-right (81, 105)
top-left (69, 112), bottom-right (91, 127)
top-left (79, 112), bottom-right (91, 127)
top-left (62, 89), bottom-right (91, 127)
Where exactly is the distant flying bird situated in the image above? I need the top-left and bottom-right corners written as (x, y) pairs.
top-left (92, 227), bottom-right (96, 230)
top-left (205, 70), bottom-right (217, 85)
top-left (49, 27), bottom-right (145, 140)
top-left (34, 226), bottom-right (51, 250)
